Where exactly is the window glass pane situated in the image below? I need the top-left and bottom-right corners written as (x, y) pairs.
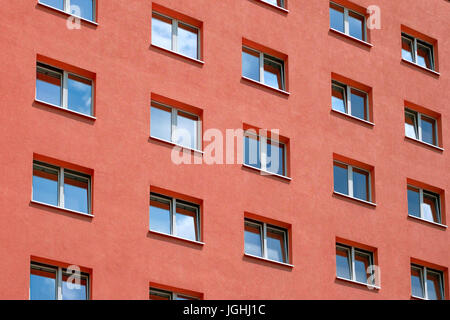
top-left (175, 202), bottom-right (198, 241)
top-left (420, 116), bottom-right (436, 145)
top-left (36, 67), bottom-right (62, 106)
top-left (405, 111), bottom-right (418, 139)
top-left (149, 196), bottom-right (171, 234)
top-left (266, 140), bottom-right (285, 176)
top-left (242, 48), bottom-right (260, 82)
top-left (68, 74), bottom-right (92, 116)
top-left (178, 23), bottom-right (198, 59)
top-left (402, 37), bottom-right (414, 62)
top-left (64, 172), bottom-right (89, 214)
top-left (336, 246), bottom-right (351, 279)
top-left (150, 289), bottom-right (172, 300)
top-left (39, 0), bottom-right (64, 10)
top-left (330, 4), bottom-right (344, 33)
top-left (422, 192), bottom-right (440, 223)
top-left (175, 294), bottom-right (196, 300)
top-left (263, 57), bottom-right (284, 90)
top-left (348, 11), bottom-right (364, 40)
top-left (266, 227), bottom-right (287, 263)
top-left (152, 14), bottom-right (172, 50)
top-left (417, 43), bottom-right (433, 69)
top-left (333, 162), bottom-right (348, 195)
top-left (350, 89), bottom-right (367, 120)
top-left (33, 165), bottom-right (59, 206)
top-left (244, 222), bottom-right (262, 257)
top-left (244, 134), bottom-right (261, 169)
top-left (262, 0), bottom-right (284, 7)
top-left (150, 103), bottom-right (172, 142)
top-left (30, 266), bottom-right (57, 300)
top-left (411, 267), bottom-right (424, 298)
top-left (354, 251), bottom-right (371, 283)
top-left (426, 271), bottom-right (443, 300)
top-left (70, 0), bottom-right (94, 21)
top-left (407, 186), bottom-right (420, 218)
top-left (175, 111), bottom-right (198, 149)
top-left (61, 273), bottom-right (88, 300)
top-left (353, 168), bottom-right (369, 201)
top-left (332, 84), bottom-right (346, 113)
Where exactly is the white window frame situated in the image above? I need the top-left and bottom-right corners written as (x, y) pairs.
top-left (261, 0), bottom-right (286, 9)
top-left (242, 46), bottom-right (286, 91)
top-left (149, 288), bottom-right (197, 300)
top-left (244, 218), bottom-right (289, 263)
top-left (38, 0), bottom-right (97, 23)
top-left (336, 244), bottom-right (374, 285)
top-left (407, 185), bottom-right (441, 224)
top-left (330, 2), bottom-right (367, 41)
top-left (333, 160), bottom-right (372, 202)
top-left (332, 81), bottom-right (369, 121)
top-left (411, 265), bottom-right (445, 300)
top-left (32, 161), bottom-right (92, 215)
top-left (152, 12), bottom-right (201, 60)
top-left (36, 63), bottom-right (94, 116)
top-left (149, 193), bottom-right (201, 242)
top-left (404, 109), bottom-right (438, 146)
top-left (150, 101), bottom-right (202, 151)
top-left (30, 262), bottom-right (90, 300)
top-left (401, 33), bottom-right (435, 70)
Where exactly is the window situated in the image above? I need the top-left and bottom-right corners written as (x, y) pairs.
top-left (151, 12), bottom-right (200, 60)
top-left (149, 193), bottom-right (200, 242)
top-left (244, 218), bottom-right (289, 264)
top-left (334, 161), bottom-right (372, 202)
top-left (244, 130), bottom-right (287, 177)
top-left (402, 33), bottom-right (435, 70)
top-left (242, 47), bottom-right (286, 91)
top-left (261, 0), bottom-right (285, 9)
top-left (332, 80), bottom-right (369, 121)
top-left (38, 0), bottom-right (96, 22)
top-left (30, 262), bottom-right (89, 300)
top-left (330, 2), bottom-right (366, 41)
top-left (149, 288), bottom-right (198, 300)
top-left (336, 244), bottom-right (374, 285)
top-left (150, 101), bottom-right (201, 150)
top-left (407, 186), bottom-right (442, 224)
top-left (36, 63), bottom-right (94, 116)
top-left (32, 161), bottom-right (91, 215)
top-left (411, 265), bottom-right (444, 300)
top-left (404, 109), bottom-right (438, 146)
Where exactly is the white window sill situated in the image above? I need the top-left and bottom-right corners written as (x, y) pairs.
top-left (151, 44), bottom-right (204, 65)
top-left (35, 99), bottom-right (96, 120)
top-left (253, 0), bottom-right (289, 13)
top-left (401, 59), bottom-right (440, 76)
top-left (405, 136), bottom-right (444, 151)
top-left (336, 276), bottom-right (380, 290)
top-left (149, 230), bottom-right (205, 245)
top-left (244, 253), bottom-right (294, 268)
top-left (31, 200), bottom-right (94, 218)
top-left (241, 76), bottom-right (290, 96)
top-left (333, 191), bottom-right (377, 207)
top-left (242, 164), bottom-right (292, 181)
top-left (407, 215), bottom-right (447, 228)
top-left (37, 2), bottom-right (98, 26)
top-left (329, 28), bottom-right (373, 48)
top-left (150, 136), bottom-right (204, 154)
top-left (331, 109), bottom-right (375, 126)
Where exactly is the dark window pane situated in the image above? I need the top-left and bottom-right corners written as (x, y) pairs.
top-left (178, 23), bottom-right (198, 59)
top-left (402, 37), bottom-right (414, 62)
top-left (175, 111), bottom-right (198, 149)
top-left (150, 103), bottom-right (172, 142)
top-left (68, 74), bottom-right (92, 115)
top-left (175, 202), bottom-right (198, 241)
top-left (422, 192), bottom-right (440, 223)
top-left (336, 246), bottom-right (351, 279)
top-left (332, 84), bottom-right (346, 113)
top-left (242, 48), bottom-right (260, 82)
top-left (330, 4), bottom-right (344, 32)
top-left (150, 289), bottom-right (172, 300)
top-left (420, 116), bottom-right (436, 145)
top-left (244, 222), bottom-right (262, 257)
top-left (149, 196), bottom-right (171, 234)
top-left (426, 271), bottom-right (443, 300)
top-left (350, 89), bottom-right (367, 120)
top-left (333, 162), bottom-right (348, 195)
top-left (61, 273), bottom-right (88, 300)
top-left (405, 111), bottom-right (418, 139)
top-left (244, 135), bottom-right (261, 169)
top-left (407, 187), bottom-right (420, 218)
top-left (64, 172), bottom-right (89, 214)
top-left (36, 67), bottom-right (62, 106)
top-left (40, 0), bottom-right (64, 10)
top-left (417, 43), bottom-right (433, 69)
top-left (354, 252), bottom-right (370, 283)
top-left (152, 14), bottom-right (172, 50)
top-left (353, 168), bottom-right (369, 201)
top-left (263, 57), bottom-right (284, 90)
top-left (70, 0), bottom-right (94, 21)
top-left (266, 227), bottom-right (287, 263)
top-left (348, 11), bottom-right (364, 40)
top-left (30, 267), bottom-right (57, 300)
top-left (33, 165), bottom-right (59, 206)
top-left (411, 267), bottom-right (424, 298)
top-left (266, 140), bottom-right (285, 176)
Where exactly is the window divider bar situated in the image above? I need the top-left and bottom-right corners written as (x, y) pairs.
top-left (259, 52), bottom-right (264, 84)
top-left (59, 168), bottom-right (65, 208)
top-left (423, 266), bottom-right (428, 299)
top-left (171, 108), bottom-right (177, 143)
top-left (260, 136), bottom-right (267, 172)
top-left (172, 19), bottom-right (178, 52)
top-left (344, 8), bottom-right (349, 35)
top-left (56, 267), bottom-right (63, 300)
top-left (351, 247), bottom-right (356, 281)
top-left (346, 85), bottom-right (352, 115)
top-left (419, 188), bottom-right (424, 219)
top-left (62, 71), bottom-right (69, 109)
top-left (348, 165), bottom-right (354, 197)
top-left (262, 222), bottom-right (268, 260)
top-left (171, 198), bottom-right (176, 236)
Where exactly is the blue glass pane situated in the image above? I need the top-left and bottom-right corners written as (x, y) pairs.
top-left (330, 7), bottom-right (344, 32)
top-left (348, 14), bottom-right (363, 40)
top-left (411, 270), bottom-right (424, 298)
top-left (151, 105), bottom-right (172, 142)
top-left (176, 112), bottom-right (197, 149)
top-left (332, 86), bottom-right (346, 113)
top-left (267, 142), bottom-right (284, 176)
top-left (33, 169), bottom-right (58, 206)
top-left (421, 117), bottom-right (435, 145)
top-left (62, 279), bottom-right (87, 300)
top-left (351, 92), bottom-right (366, 120)
top-left (267, 230), bottom-right (285, 263)
top-left (354, 254), bottom-right (369, 283)
top-left (68, 75), bottom-right (92, 115)
top-left (402, 38), bottom-right (414, 62)
top-left (244, 136), bottom-right (261, 169)
top-left (40, 0), bottom-right (64, 10)
top-left (175, 205), bottom-right (197, 241)
top-left (264, 58), bottom-right (283, 90)
top-left (152, 15), bottom-right (172, 50)
top-left (407, 188), bottom-right (420, 217)
top-left (426, 274), bottom-right (442, 300)
top-left (70, 0), bottom-right (94, 21)
top-left (150, 199), bottom-right (171, 234)
top-left (244, 225), bottom-right (262, 257)
top-left (178, 23), bottom-right (198, 59)
top-left (333, 164), bottom-right (348, 195)
top-left (64, 174), bottom-right (89, 214)
top-left (336, 248), bottom-right (351, 279)
top-left (30, 272), bottom-right (56, 300)
top-left (242, 50), bottom-right (260, 82)
top-left (36, 73), bottom-right (61, 106)
top-left (353, 169), bottom-right (368, 201)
